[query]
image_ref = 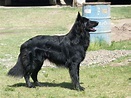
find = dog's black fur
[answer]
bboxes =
[8,12,98,91]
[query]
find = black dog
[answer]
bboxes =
[8,12,98,91]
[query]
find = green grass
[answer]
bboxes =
[0,64,130,98]
[111,7,131,19]
[0,6,130,33]
[0,8,81,34]
[88,40,131,51]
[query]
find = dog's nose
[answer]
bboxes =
[95,21,99,26]
[96,21,99,25]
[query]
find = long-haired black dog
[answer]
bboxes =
[8,12,98,91]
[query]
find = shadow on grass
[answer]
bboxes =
[8,82,74,90]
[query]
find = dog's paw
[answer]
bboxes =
[27,83,35,88]
[75,86,85,91]
[35,81,42,87]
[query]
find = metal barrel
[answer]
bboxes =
[82,2,111,44]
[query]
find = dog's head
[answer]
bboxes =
[76,12,98,32]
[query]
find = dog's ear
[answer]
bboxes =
[76,12,82,21]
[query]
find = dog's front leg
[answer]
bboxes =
[69,62,85,91]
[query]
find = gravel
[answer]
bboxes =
[42,50,131,67]
[81,50,131,66]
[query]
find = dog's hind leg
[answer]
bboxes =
[22,51,35,88]
[69,62,85,91]
[31,62,43,87]
[24,72,34,88]
[24,60,44,88]
[31,48,46,86]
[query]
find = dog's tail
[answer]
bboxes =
[8,54,25,78]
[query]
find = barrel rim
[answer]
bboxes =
[83,2,111,5]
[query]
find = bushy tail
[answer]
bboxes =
[8,55,25,78]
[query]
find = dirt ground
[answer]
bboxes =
[111,19,131,41]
